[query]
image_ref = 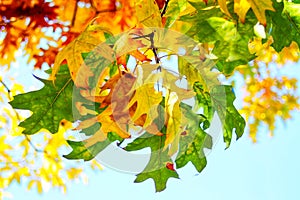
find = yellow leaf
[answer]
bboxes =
[164,95,185,156]
[90,159,104,170]
[135,0,162,27]
[247,0,275,26]
[128,84,163,127]
[66,168,83,180]
[77,106,131,148]
[37,181,43,194]
[50,23,113,83]
[278,41,300,64]
[234,0,251,23]
[161,69,195,101]
[218,0,232,17]
[27,180,35,190]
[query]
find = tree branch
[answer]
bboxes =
[160,0,170,17]
[71,0,79,27]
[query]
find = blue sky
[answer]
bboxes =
[7,109,300,200]
[2,47,300,200]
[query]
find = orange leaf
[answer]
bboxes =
[129,50,152,62]
[117,54,128,69]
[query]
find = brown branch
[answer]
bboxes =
[71,0,79,27]
[95,9,117,14]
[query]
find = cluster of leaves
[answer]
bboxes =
[176,0,300,135]
[0,0,136,67]
[0,69,102,198]
[9,25,245,192]
[0,0,142,196]
[2,0,300,194]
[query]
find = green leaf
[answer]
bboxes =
[284,1,300,27]
[210,85,245,148]
[125,132,179,192]
[164,0,188,28]
[188,0,218,10]
[175,104,212,172]
[9,65,74,135]
[180,3,255,75]
[63,140,110,161]
[178,56,217,90]
[64,132,123,161]
[268,0,300,51]
[193,82,214,121]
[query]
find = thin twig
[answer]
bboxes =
[0,79,11,93]
[160,0,170,17]
[24,135,59,161]
[158,53,178,59]
[25,135,45,153]
[71,0,79,27]
[96,9,117,15]
[0,79,12,100]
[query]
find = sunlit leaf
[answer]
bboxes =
[9,65,73,135]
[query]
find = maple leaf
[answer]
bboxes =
[33,46,59,69]
[163,0,188,28]
[247,0,275,26]
[50,24,114,82]
[135,0,163,27]
[267,1,300,51]
[64,132,123,161]
[234,0,251,23]
[218,0,232,17]
[180,5,256,75]
[76,106,131,140]
[129,64,195,151]
[209,85,245,148]
[193,83,214,122]
[128,84,163,128]
[125,132,179,192]
[164,98,185,156]
[233,0,275,26]
[178,56,218,91]
[9,65,73,135]
[175,103,212,172]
